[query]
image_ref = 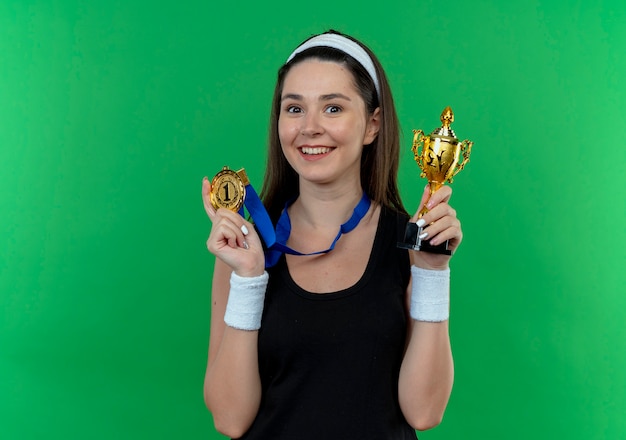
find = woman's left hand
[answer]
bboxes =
[409,184,463,270]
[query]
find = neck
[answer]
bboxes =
[291,181,365,229]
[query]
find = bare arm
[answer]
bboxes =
[398,184,461,430]
[203,259,262,438]
[398,294,454,430]
[201,177,265,438]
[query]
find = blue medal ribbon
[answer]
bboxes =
[240,182,371,268]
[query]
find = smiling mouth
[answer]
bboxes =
[300,146,333,155]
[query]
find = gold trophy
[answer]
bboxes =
[398,106,473,254]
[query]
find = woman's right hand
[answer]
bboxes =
[202,177,266,277]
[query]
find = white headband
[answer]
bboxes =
[286,33,381,99]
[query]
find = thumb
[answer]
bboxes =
[202,177,217,220]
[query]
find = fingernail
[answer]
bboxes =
[243,241,249,250]
[419,232,428,240]
[416,219,426,228]
[241,225,249,235]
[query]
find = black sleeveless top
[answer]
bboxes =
[239,207,417,440]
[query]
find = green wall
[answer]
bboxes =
[1,1,624,438]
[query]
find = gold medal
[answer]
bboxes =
[209,166,250,212]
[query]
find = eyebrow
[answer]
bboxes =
[281,93,352,102]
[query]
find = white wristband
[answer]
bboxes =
[224,271,269,331]
[410,265,450,322]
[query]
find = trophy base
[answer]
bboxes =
[397,222,452,255]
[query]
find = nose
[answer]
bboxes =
[300,112,323,137]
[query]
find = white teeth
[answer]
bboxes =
[301,146,331,155]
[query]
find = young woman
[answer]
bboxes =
[201,30,462,439]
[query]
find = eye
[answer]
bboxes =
[285,105,302,114]
[324,105,342,114]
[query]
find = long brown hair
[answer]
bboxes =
[260,30,407,223]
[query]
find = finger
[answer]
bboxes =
[216,210,251,248]
[427,216,462,247]
[424,202,457,224]
[239,224,250,249]
[207,216,266,274]
[417,195,456,227]
[434,228,462,250]
[420,204,457,241]
[202,177,218,220]
[239,219,265,250]
[427,215,461,247]
[207,224,266,276]
[208,217,244,252]
[425,185,453,211]
[214,209,263,251]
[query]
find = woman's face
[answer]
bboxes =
[278,59,379,187]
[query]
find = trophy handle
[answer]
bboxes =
[412,129,428,178]
[448,139,473,183]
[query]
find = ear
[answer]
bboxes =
[364,107,381,145]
